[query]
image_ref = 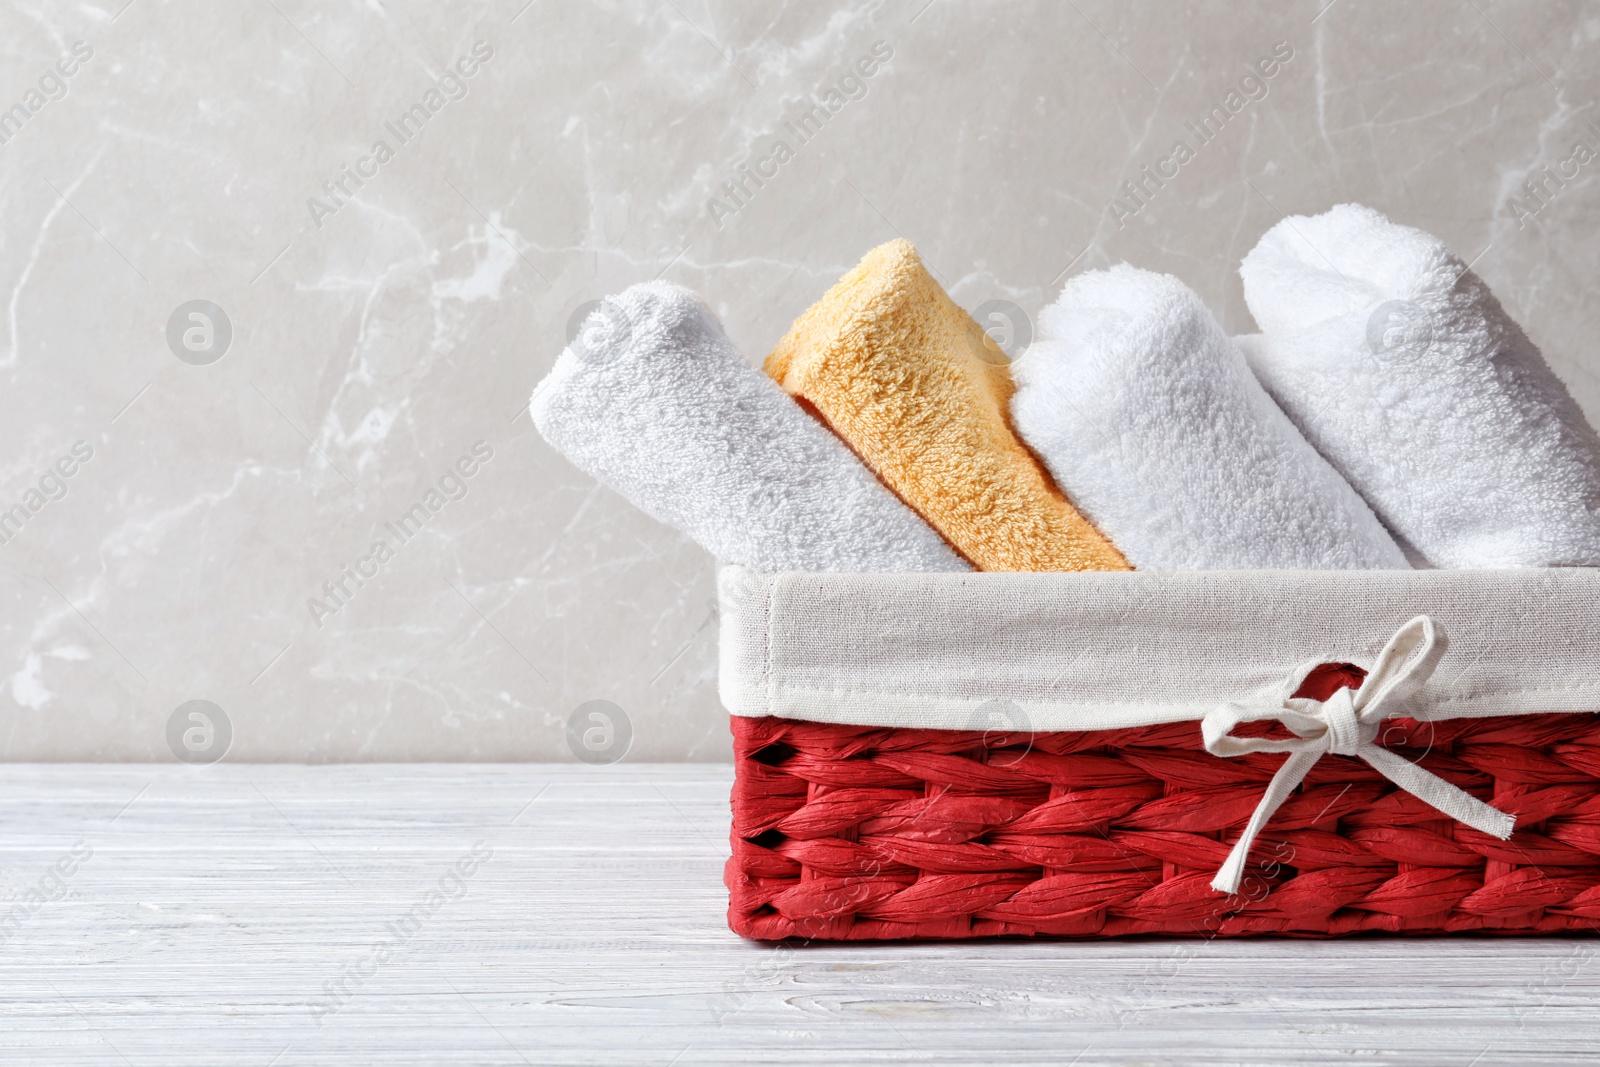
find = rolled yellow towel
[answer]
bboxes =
[765,239,1130,572]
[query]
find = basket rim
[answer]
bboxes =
[718,565,1600,733]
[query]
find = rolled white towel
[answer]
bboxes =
[1239,203,1600,568]
[530,281,967,573]
[1011,265,1407,570]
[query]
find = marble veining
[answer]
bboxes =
[0,0,1596,760]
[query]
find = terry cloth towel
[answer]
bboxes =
[1010,264,1409,570]
[764,239,1130,573]
[529,281,967,573]
[1239,202,1600,568]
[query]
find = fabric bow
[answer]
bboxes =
[1202,615,1515,895]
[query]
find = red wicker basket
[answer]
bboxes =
[718,568,1600,940]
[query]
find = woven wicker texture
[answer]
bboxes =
[726,676,1600,940]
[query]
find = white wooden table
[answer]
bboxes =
[1,765,1595,1065]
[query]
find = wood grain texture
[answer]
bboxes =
[0,764,1596,1065]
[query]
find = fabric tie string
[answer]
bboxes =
[1202,615,1516,895]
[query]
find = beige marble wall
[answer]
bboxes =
[1,0,1596,761]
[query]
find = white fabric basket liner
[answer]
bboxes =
[718,565,1600,732]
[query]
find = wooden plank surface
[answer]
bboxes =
[0,764,1596,1065]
